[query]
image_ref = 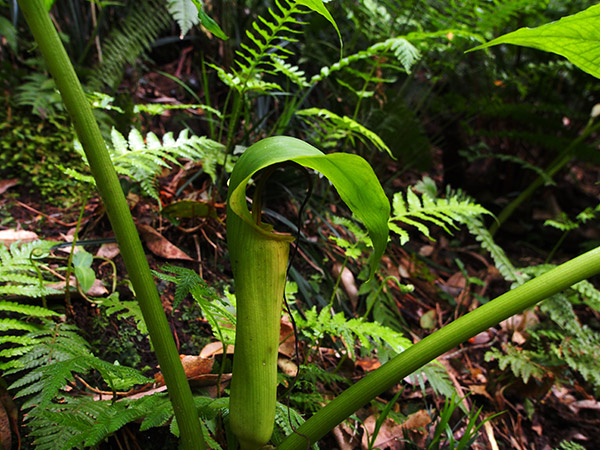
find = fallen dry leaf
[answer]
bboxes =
[279,316,297,358]
[277,357,298,377]
[154,354,214,385]
[332,263,358,309]
[568,399,600,414]
[361,409,431,450]
[0,229,39,246]
[355,357,381,372]
[137,224,194,261]
[47,278,108,297]
[96,242,120,259]
[0,178,19,195]
[333,422,360,450]
[200,341,235,358]
[469,384,493,402]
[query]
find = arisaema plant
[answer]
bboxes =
[17,0,600,449]
[226,136,390,449]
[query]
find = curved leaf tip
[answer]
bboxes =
[226,136,390,279]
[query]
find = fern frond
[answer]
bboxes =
[272,402,319,449]
[0,240,62,298]
[0,300,60,317]
[88,0,172,90]
[389,186,491,245]
[297,108,394,158]
[296,306,412,360]
[27,394,168,450]
[463,216,526,284]
[96,292,148,335]
[311,36,421,84]
[133,102,223,118]
[269,56,310,87]
[154,264,236,344]
[221,0,309,93]
[14,73,63,118]
[168,0,199,37]
[572,279,600,312]
[70,127,225,199]
[485,344,547,384]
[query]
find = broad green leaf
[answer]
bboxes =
[161,200,217,219]
[227,136,389,279]
[468,4,600,79]
[190,0,229,40]
[294,0,342,51]
[72,249,96,293]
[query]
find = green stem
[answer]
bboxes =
[491,119,600,235]
[277,245,600,450]
[17,2,205,449]
[227,211,293,450]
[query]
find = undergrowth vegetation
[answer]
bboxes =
[1,0,600,449]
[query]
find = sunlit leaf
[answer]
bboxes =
[190,0,229,40]
[294,0,342,51]
[468,4,600,79]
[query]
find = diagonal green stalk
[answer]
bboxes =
[490,118,600,235]
[277,245,600,450]
[17,1,205,449]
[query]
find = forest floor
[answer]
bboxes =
[2,62,600,450]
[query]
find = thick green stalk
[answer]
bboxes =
[490,119,600,235]
[17,2,205,448]
[277,245,600,450]
[227,211,293,450]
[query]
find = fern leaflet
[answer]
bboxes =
[297,108,394,158]
[389,185,491,245]
[63,128,225,202]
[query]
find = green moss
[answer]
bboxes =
[0,102,85,203]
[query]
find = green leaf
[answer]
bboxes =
[468,4,600,79]
[161,200,217,219]
[72,249,96,293]
[294,0,342,51]
[190,0,229,40]
[228,136,389,279]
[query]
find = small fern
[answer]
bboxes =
[0,239,61,298]
[296,306,412,360]
[311,36,421,84]
[296,108,394,158]
[154,264,237,345]
[389,181,491,245]
[485,344,547,384]
[14,72,63,118]
[486,264,600,392]
[295,306,456,401]
[462,215,526,284]
[1,314,180,450]
[62,127,225,202]
[94,292,148,335]
[212,0,309,94]
[411,179,524,284]
[88,0,172,90]
[272,402,319,449]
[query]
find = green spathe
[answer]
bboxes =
[226,136,389,449]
